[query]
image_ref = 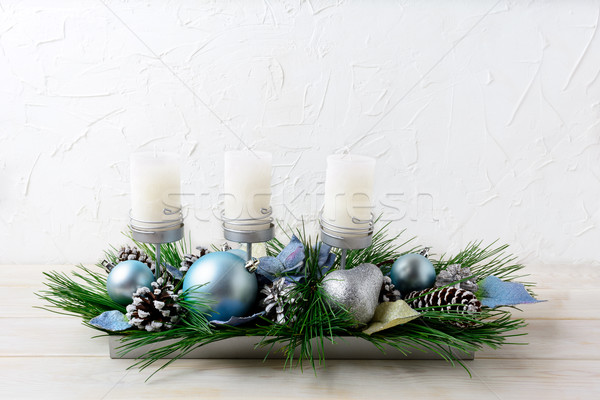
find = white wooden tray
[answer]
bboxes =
[109,336,474,360]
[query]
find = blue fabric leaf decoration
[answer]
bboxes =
[256,237,336,283]
[317,242,336,275]
[165,263,183,281]
[89,310,132,332]
[256,256,285,282]
[479,275,544,308]
[257,235,305,283]
[277,235,305,269]
[211,311,266,326]
[317,242,332,265]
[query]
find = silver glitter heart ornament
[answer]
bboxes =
[322,263,384,325]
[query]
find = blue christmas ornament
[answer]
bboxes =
[106,260,155,305]
[182,251,257,322]
[227,248,247,260]
[390,253,436,296]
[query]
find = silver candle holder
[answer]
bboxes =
[130,204,184,280]
[319,211,374,269]
[221,207,274,260]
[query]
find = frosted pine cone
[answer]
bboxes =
[435,264,478,292]
[125,278,181,332]
[379,276,402,302]
[180,247,210,272]
[180,254,198,272]
[220,243,231,251]
[118,245,155,273]
[260,278,297,324]
[406,287,481,328]
[196,246,210,257]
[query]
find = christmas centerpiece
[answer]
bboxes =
[37,151,542,379]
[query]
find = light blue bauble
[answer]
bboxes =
[227,248,247,261]
[390,253,436,296]
[182,251,257,321]
[106,260,155,305]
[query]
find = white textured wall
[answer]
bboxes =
[1,0,599,265]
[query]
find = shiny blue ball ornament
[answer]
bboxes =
[182,251,257,321]
[390,253,436,295]
[106,260,155,305]
[227,248,247,260]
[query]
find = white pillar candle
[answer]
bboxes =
[224,151,272,231]
[130,152,181,229]
[322,154,376,232]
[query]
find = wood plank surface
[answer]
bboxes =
[1,264,599,399]
[0,358,598,399]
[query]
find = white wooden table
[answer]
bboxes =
[1,264,599,399]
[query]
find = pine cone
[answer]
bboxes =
[196,246,210,257]
[179,247,210,272]
[180,254,198,272]
[125,278,181,332]
[118,245,155,273]
[406,287,481,328]
[435,264,478,292]
[221,242,231,251]
[259,278,297,324]
[379,276,402,302]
